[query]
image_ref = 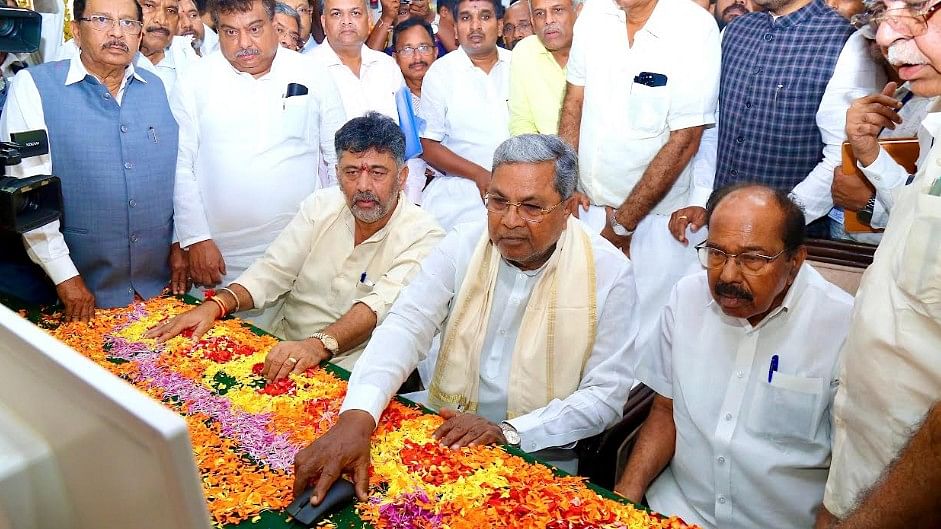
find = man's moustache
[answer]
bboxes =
[887,43,929,67]
[146,25,171,36]
[103,39,129,51]
[235,48,261,58]
[352,191,380,204]
[715,282,753,301]
[408,60,429,69]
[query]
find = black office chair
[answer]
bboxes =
[575,384,656,490]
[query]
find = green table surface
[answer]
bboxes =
[2,294,640,529]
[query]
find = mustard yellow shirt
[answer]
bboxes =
[508,35,567,136]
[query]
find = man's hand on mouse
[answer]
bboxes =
[293,409,375,504]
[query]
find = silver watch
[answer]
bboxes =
[500,421,521,447]
[310,332,339,359]
[609,210,634,237]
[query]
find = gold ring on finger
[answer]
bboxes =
[286,357,298,364]
[678,215,688,221]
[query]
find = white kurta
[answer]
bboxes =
[170,47,346,288]
[418,47,512,232]
[823,106,941,519]
[641,266,854,529]
[342,220,638,459]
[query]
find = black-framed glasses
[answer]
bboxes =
[866,0,941,37]
[483,194,565,223]
[396,44,435,57]
[78,15,144,34]
[695,242,786,274]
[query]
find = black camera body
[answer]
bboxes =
[0,130,61,234]
[0,7,62,235]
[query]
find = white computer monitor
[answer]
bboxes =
[0,303,211,529]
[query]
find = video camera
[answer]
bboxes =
[0,5,61,234]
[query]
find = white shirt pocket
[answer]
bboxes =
[895,192,941,318]
[281,95,311,141]
[628,83,670,137]
[747,373,826,444]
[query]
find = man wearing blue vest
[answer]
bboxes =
[667,0,883,240]
[0,0,182,321]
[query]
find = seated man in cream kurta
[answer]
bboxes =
[147,113,444,372]
[290,134,638,505]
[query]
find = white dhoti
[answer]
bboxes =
[581,206,706,362]
[421,176,487,233]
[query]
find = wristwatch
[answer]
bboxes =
[310,332,339,359]
[500,421,521,447]
[856,194,877,224]
[609,210,634,237]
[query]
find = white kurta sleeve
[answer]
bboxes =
[169,73,213,248]
[790,31,885,223]
[315,74,345,186]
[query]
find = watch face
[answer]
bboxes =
[502,427,520,445]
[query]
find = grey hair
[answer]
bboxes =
[274,1,302,29]
[334,111,406,166]
[492,134,578,199]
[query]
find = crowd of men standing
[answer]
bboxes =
[0,0,938,526]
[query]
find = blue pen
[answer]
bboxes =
[768,355,779,383]
[359,272,375,287]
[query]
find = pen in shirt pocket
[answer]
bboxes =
[148,126,158,143]
[768,354,779,383]
[359,272,375,287]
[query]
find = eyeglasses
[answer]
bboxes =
[78,15,144,35]
[483,194,565,223]
[396,44,435,56]
[695,242,786,274]
[867,0,941,37]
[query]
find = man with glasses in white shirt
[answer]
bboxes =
[419,0,510,231]
[615,184,854,529]
[291,134,638,504]
[171,0,346,330]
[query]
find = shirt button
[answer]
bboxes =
[130,234,139,243]
[744,102,752,109]
[736,370,744,378]
[717,456,726,464]
[124,162,133,169]
[499,329,506,335]
[128,287,134,294]
[730,169,738,177]
[120,125,128,133]
[935,157,941,167]
[764,33,773,41]
[128,199,137,208]
[752,66,762,74]
[103,93,111,99]
[718,495,727,504]
[725,413,733,421]
[735,136,745,144]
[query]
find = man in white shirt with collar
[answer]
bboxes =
[0,0,183,318]
[283,0,319,52]
[419,0,510,231]
[558,0,719,360]
[310,0,403,121]
[615,184,854,529]
[171,0,346,330]
[292,134,638,503]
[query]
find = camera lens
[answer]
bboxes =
[0,18,18,38]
